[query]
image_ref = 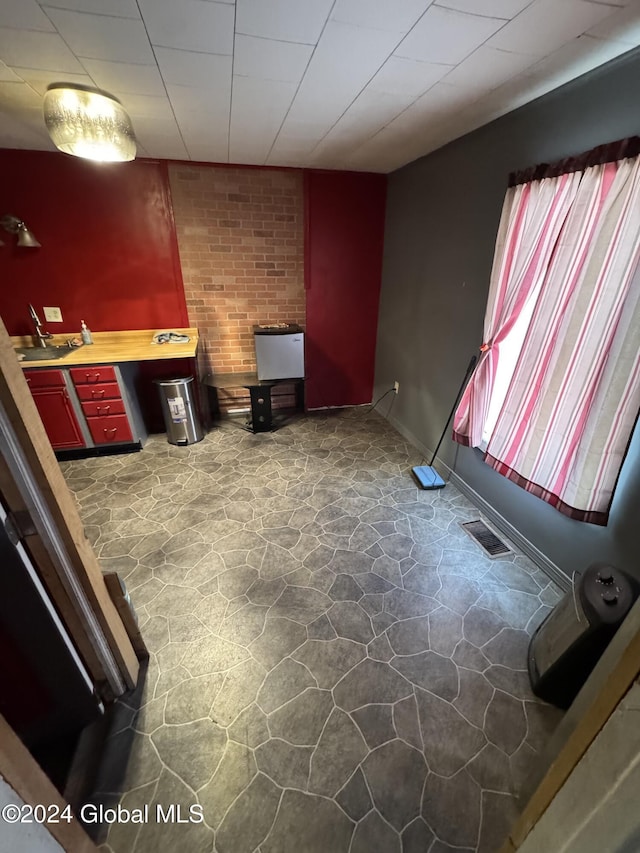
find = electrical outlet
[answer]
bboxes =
[43,306,63,322]
[393,381,400,394]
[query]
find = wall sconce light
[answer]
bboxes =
[0,215,41,248]
[43,84,137,163]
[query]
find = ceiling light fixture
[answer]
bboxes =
[0,215,41,248]
[43,84,137,163]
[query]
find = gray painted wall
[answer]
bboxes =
[375,47,640,581]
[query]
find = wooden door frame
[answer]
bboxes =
[0,318,138,697]
[500,596,640,851]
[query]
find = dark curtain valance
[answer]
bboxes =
[508,135,640,187]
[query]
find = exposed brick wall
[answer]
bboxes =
[167,164,305,382]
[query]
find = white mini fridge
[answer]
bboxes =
[254,325,305,380]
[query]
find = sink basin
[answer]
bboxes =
[16,345,77,362]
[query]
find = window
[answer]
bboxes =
[454,141,640,525]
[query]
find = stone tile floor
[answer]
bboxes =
[60,409,564,853]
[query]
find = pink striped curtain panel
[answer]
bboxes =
[453,172,581,447]
[454,155,640,525]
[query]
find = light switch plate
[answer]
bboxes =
[43,307,63,322]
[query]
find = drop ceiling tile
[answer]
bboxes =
[0,80,42,110]
[269,117,327,142]
[178,117,229,149]
[478,69,558,116]
[339,87,416,126]
[588,4,640,45]
[443,45,538,89]
[167,82,231,119]
[138,0,234,53]
[0,61,22,83]
[331,0,433,33]
[0,0,55,31]
[178,113,229,155]
[185,141,229,163]
[154,48,232,88]
[116,92,174,119]
[434,0,533,17]
[520,33,635,86]
[230,76,298,160]
[395,5,508,64]
[234,35,313,83]
[343,128,409,171]
[227,146,265,165]
[267,150,312,167]
[312,122,388,168]
[12,67,94,95]
[41,0,140,18]
[488,0,617,55]
[236,0,334,44]
[368,80,477,142]
[134,132,189,161]
[131,114,188,159]
[81,59,165,96]
[45,8,155,63]
[231,75,297,131]
[284,20,401,127]
[0,28,86,73]
[268,136,318,157]
[0,109,53,149]
[369,55,453,96]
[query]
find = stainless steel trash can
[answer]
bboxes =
[154,377,204,446]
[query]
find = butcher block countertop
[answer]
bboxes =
[12,328,199,369]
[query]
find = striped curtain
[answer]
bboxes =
[454,157,640,524]
[485,157,640,524]
[452,172,581,447]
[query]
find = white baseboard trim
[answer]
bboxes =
[386,412,571,592]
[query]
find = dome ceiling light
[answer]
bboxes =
[43,84,136,163]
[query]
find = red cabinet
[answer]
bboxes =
[25,369,85,450]
[25,363,138,452]
[71,366,134,446]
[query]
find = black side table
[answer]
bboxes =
[203,372,304,432]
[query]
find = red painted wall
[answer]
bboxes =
[0,150,187,337]
[304,170,387,409]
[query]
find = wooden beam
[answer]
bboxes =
[0,713,98,853]
[0,317,138,693]
[499,596,640,850]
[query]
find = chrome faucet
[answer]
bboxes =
[29,304,53,348]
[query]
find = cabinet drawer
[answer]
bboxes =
[81,399,126,418]
[24,369,66,389]
[70,366,117,385]
[86,414,133,444]
[75,382,122,402]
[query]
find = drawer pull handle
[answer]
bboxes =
[104,428,118,436]
[86,372,101,381]
[96,405,110,415]
[92,389,106,398]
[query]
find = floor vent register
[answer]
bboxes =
[459,520,511,558]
